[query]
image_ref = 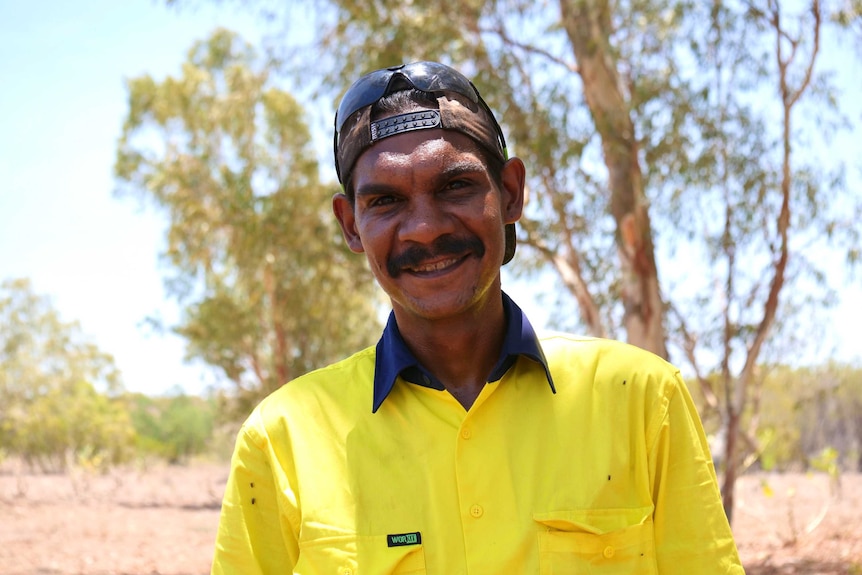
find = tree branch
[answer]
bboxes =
[483,24,579,73]
[667,302,720,412]
[522,223,606,337]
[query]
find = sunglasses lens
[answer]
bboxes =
[335,73,395,132]
[335,62,479,133]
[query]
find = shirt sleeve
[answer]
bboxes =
[212,416,300,575]
[648,371,745,574]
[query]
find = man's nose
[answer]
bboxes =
[398,198,456,244]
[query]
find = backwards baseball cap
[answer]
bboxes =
[333,61,517,265]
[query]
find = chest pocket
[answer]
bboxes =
[296,534,426,575]
[534,506,657,575]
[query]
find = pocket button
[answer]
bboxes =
[602,546,615,559]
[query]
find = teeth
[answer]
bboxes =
[410,258,459,273]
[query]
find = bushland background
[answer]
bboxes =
[2,0,862,573]
[3,462,861,574]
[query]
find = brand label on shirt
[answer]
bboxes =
[387,532,421,547]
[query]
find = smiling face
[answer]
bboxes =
[333,128,525,325]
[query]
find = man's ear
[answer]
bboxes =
[332,193,365,254]
[500,157,526,224]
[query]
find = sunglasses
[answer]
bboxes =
[333,61,508,175]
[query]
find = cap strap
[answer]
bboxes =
[370,110,442,141]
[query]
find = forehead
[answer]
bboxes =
[352,129,487,181]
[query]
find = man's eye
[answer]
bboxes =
[369,195,398,207]
[443,179,480,197]
[446,179,470,190]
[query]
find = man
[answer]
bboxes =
[212,61,744,574]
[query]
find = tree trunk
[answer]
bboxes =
[721,409,740,524]
[559,0,667,358]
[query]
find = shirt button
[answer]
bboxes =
[342,569,353,575]
[470,504,484,518]
[460,428,472,439]
[603,546,615,559]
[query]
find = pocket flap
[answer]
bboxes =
[533,505,653,534]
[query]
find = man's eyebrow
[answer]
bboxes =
[438,159,487,179]
[354,182,400,198]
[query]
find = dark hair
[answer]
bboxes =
[342,89,505,201]
[371,88,438,119]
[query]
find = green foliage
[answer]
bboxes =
[0,279,135,471]
[126,390,217,463]
[754,363,862,472]
[14,380,136,471]
[114,29,382,412]
[688,362,862,473]
[810,446,840,476]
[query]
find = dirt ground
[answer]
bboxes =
[1,462,859,574]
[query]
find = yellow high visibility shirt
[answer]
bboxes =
[213,297,743,574]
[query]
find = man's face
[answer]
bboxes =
[333,129,524,324]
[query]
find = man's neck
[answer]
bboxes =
[393,292,506,410]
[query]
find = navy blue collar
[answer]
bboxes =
[372,292,555,412]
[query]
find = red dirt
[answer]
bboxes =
[1,463,860,574]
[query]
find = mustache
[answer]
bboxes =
[387,235,485,277]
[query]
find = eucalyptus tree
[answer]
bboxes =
[665,1,853,520]
[115,29,382,410]
[0,279,133,470]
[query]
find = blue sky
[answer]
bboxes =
[0,1,859,396]
[0,0,264,394]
